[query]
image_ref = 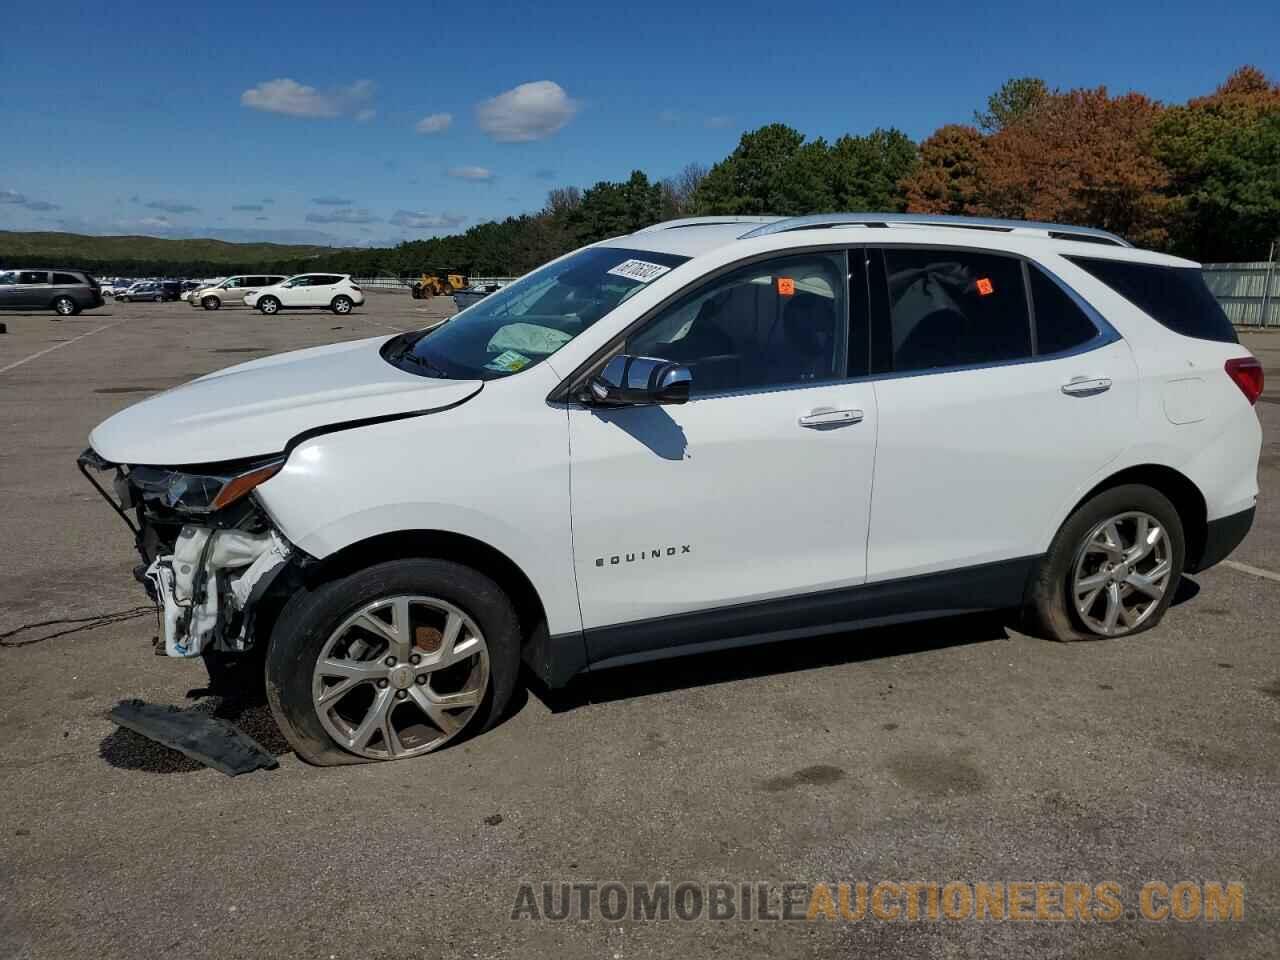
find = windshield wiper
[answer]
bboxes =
[386,337,448,378]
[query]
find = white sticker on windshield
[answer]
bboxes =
[606,259,672,284]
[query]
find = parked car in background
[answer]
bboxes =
[104,279,133,297]
[188,274,287,310]
[158,281,183,301]
[116,281,163,302]
[243,274,364,315]
[0,268,104,317]
[79,213,1261,764]
[452,283,502,312]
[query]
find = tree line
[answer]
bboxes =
[9,66,1277,278]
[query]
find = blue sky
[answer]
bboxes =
[2,0,1276,248]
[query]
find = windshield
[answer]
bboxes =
[384,246,689,381]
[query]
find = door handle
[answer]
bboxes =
[798,407,864,428]
[1061,377,1112,398]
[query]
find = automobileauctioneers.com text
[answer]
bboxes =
[511,880,1244,923]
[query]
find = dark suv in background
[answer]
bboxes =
[0,268,104,317]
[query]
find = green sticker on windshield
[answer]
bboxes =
[484,349,531,373]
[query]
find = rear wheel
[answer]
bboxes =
[331,295,353,314]
[52,296,78,317]
[259,296,280,315]
[202,296,220,310]
[265,558,520,764]
[1026,484,1184,641]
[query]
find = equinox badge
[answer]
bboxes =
[596,545,691,567]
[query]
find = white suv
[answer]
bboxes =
[244,273,364,315]
[80,214,1263,764]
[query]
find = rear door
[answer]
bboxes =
[0,271,18,308]
[865,246,1137,583]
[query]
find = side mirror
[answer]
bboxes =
[586,355,692,406]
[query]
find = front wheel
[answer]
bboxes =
[52,296,78,317]
[258,296,280,315]
[1025,484,1184,641]
[265,558,521,764]
[153,294,162,302]
[331,295,353,315]
[202,296,220,310]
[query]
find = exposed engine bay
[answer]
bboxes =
[78,448,297,658]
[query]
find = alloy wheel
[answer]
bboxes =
[311,595,490,760]
[1071,511,1172,636]
[54,298,75,316]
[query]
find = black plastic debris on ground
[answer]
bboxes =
[109,699,279,776]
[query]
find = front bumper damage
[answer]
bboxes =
[78,448,298,659]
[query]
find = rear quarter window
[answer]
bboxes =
[52,272,83,285]
[1067,256,1237,344]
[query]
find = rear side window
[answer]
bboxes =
[1067,257,1237,344]
[52,272,82,285]
[319,275,344,285]
[1029,266,1099,354]
[880,249,1031,373]
[18,271,49,284]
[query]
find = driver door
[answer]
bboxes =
[567,250,879,666]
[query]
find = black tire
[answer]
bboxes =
[202,296,220,310]
[153,294,163,302]
[52,296,79,317]
[265,558,521,765]
[1025,484,1185,642]
[331,295,353,315]
[259,296,280,315]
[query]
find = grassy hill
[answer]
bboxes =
[0,230,343,270]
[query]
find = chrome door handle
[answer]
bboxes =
[1061,377,1112,398]
[798,408,864,428]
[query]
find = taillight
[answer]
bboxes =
[1225,357,1264,405]
[350,283,362,291]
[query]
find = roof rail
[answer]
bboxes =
[738,213,1130,247]
[635,216,783,233]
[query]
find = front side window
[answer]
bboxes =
[223,277,244,289]
[627,252,848,396]
[879,249,1030,373]
[387,246,688,381]
[0,272,16,285]
[282,276,313,288]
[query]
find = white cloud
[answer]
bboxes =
[415,112,453,134]
[312,196,353,205]
[240,78,375,119]
[1,188,60,211]
[139,216,172,228]
[389,210,467,229]
[475,80,578,142]
[705,115,734,129]
[145,199,199,214]
[305,207,379,224]
[355,108,377,123]
[447,165,494,181]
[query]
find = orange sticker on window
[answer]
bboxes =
[976,277,994,296]
[777,277,796,296]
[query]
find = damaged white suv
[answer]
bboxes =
[80,214,1263,765]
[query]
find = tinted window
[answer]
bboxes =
[52,272,82,285]
[1067,256,1237,344]
[318,275,344,285]
[881,249,1030,373]
[1029,266,1099,354]
[627,252,847,396]
[18,271,49,284]
[0,272,15,285]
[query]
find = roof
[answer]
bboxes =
[604,213,1195,265]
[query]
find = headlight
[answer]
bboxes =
[127,456,286,514]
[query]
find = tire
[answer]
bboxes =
[259,296,280,315]
[153,294,162,302]
[265,558,521,765]
[331,295,353,315]
[52,296,78,317]
[202,296,220,310]
[1025,484,1184,642]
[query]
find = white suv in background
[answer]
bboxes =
[244,273,364,315]
[80,214,1262,765]
[189,274,287,310]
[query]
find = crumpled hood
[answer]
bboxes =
[90,335,482,465]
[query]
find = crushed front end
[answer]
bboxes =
[77,448,299,659]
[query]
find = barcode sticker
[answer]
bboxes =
[606,259,673,284]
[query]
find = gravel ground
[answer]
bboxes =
[0,297,1277,960]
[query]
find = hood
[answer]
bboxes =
[90,335,482,465]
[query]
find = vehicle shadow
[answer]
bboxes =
[525,611,1009,713]
[592,405,688,461]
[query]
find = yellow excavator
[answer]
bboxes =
[409,268,467,300]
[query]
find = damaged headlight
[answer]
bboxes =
[127,456,286,515]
